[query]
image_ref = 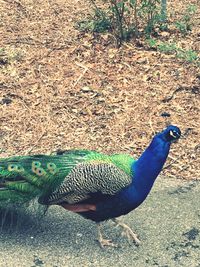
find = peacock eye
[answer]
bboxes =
[47,162,56,170]
[17,166,23,171]
[32,161,41,168]
[169,130,177,138]
[8,164,16,171]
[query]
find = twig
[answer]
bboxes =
[89,0,100,11]
[25,132,47,155]
[134,0,139,36]
[163,155,182,170]
[111,0,125,47]
[72,62,89,87]
[148,115,155,135]
[2,0,27,15]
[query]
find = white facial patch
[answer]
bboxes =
[169,130,177,138]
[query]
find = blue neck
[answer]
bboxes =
[130,135,170,202]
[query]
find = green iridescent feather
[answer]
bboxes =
[0,150,135,205]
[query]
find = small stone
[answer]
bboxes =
[76,233,83,237]
[81,86,92,93]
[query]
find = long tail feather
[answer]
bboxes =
[0,151,92,205]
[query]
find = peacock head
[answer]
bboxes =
[161,125,181,143]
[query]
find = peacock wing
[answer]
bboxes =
[0,150,110,202]
[40,161,133,205]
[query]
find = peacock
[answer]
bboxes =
[0,125,181,247]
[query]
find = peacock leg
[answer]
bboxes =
[97,223,118,248]
[112,218,141,245]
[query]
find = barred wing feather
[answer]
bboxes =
[40,162,132,205]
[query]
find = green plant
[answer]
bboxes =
[147,37,157,48]
[139,0,161,36]
[77,0,163,46]
[157,42,177,53]
[76,9,111,33]
[175,4,197,35]
[147,38,199,64]
[177,49,199,63]
[160,0,167,22]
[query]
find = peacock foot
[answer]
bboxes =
[98,237,118,248]
[97,223,118,248]
[112,219,141,245]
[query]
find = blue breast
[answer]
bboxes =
[79,130,174,222]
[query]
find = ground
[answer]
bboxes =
[0,0,199,180]
[0,177,200,267]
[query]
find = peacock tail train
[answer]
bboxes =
[0,150,135,206]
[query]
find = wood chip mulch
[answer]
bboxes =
[0,0,199,180]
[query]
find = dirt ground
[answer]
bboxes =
[0,0,200,180]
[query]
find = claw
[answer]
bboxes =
[96,220,140,248]
[97,223,118,248]
[98,237,118,248]
[112,219,141,245]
